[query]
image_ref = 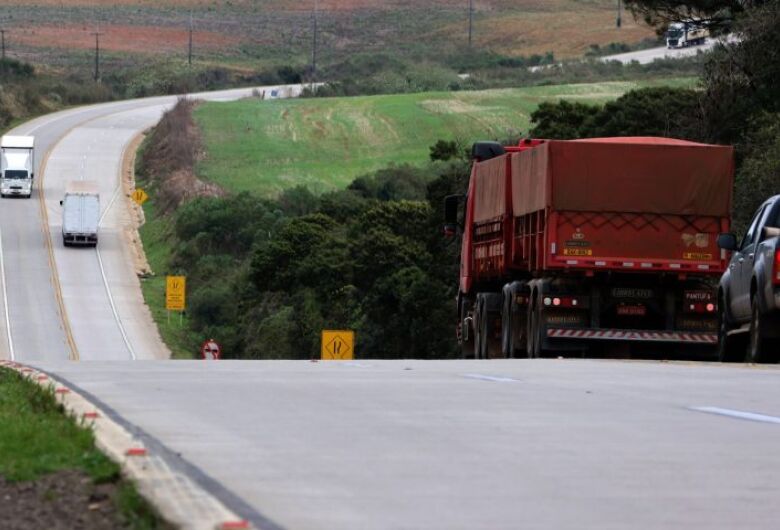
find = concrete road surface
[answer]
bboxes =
[31,358,780,530]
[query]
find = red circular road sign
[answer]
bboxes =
[201,339,221,360]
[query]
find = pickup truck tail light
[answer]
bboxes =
[774,249,780,286]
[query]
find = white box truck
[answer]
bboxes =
[0,135,35,198]
[61,181,99,247]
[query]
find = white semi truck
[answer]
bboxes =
[61,181,100,247]
[0,135,35,198]
[666,22,709,48]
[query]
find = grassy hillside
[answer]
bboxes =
[194,78,696,195]
[10,1,654,77]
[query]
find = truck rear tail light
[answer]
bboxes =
[684,291,716,314]
[547,296,583,308]
[775,249,780,286]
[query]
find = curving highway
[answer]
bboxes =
[3,86,780,529]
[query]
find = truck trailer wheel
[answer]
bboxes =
[475,293,502,359]
[748,298,779,363]
[526,296,541,358]
[502,283,528,358]
[459,296,475,359]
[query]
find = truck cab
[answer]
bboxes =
[0,135,35,198]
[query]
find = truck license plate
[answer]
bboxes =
[617,305,646,316]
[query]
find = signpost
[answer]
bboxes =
[165,275,186,325]
[201,339,221,360]
[131,188,149,206]
[321,330,355,360]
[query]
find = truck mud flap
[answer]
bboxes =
[547,328,717,345]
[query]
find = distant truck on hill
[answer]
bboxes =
[0,135,35,198]
[444,137,733,358]
[61,181,100,247]
[666,22,709,48]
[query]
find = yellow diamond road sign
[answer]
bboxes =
[166,276,186,311]
[132,188,149,206]
[321,330,354,360]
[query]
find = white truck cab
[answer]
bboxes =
[0,135,35,198]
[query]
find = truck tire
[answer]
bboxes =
[526,295,541,358]
[502,283,528,358]
[748,298,779,363]
[717,298,745,362]
[459,296,475,359]
[475,293,502,359]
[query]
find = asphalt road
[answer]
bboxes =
[4,82,779,529]
[31,358,780,530]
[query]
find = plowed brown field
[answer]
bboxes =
[14,25,239,54]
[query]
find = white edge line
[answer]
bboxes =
[93,137,137,360]
[463,373,519,383]
[95,248,136,360]
[0,228,14,361]
[691,406,780,425]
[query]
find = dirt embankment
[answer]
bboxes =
[137,98,225,214]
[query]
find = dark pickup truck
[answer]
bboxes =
[717,195,780,362]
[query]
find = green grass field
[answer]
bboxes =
[194,78,697,196]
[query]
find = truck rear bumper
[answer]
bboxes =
[547,328,717,345]
[63,233,98,245]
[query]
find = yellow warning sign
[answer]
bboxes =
[166,276,186,311]
[321,330,355,360]
[132,188,149,206]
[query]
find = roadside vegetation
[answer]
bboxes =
[0,367,166,529]
[137,77,694,359]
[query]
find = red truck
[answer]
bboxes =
[444,137,734,358]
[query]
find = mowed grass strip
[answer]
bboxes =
[194,78,696,196]
[0,368,117,482]
[0,368,166,528]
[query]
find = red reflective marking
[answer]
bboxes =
[220,522,251,530]
[125,448,148,457]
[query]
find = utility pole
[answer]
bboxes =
[91,26,103,82]
[188,11,193,66]
[0,29,6,61]
[468,0,474,47]
[616,0,622,28]
[312,0,319,79]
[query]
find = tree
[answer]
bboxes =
[591,87,705,140]
[701,2,780,144]
[529,100,601,139]
[624,1,765,32]
[530,87,705,141]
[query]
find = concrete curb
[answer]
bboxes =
[0,360,252,530]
